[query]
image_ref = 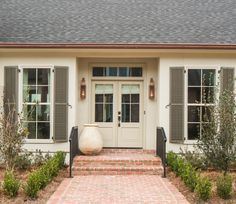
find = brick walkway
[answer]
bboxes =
[47,175,189,204]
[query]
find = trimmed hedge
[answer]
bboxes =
[167,151,212,201]
[24,151,66,199]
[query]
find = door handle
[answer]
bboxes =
[118,115,121,127]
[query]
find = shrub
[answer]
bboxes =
[197,88,236,175]
[2,171,20,197]
[174,157,185,177]
[0,103,28,171]
[167,151,177,168]
[24,151,66,199]
[181,163,198,192]
[15,150,32,170]
[195,176,212,201]
[217,175,233,199]
[180,148,208,170]
[167,152,185,177]
[33,150,51,166]
[24,172,41,199]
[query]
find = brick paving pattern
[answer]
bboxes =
[47,175,189,204]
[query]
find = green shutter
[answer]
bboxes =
[4,66,18,117]
[169,67,185,143]
[221,67,235,93]
[54,66,69,142]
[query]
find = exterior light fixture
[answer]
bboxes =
[149,78,155,100]
[80,78,86,99]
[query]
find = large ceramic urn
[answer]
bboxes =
[79,124,103,155]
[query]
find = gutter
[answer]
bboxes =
[0,43,236,50]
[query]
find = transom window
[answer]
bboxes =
[93,67,142,77]
[187,69,216,140]
[22,68,51,139]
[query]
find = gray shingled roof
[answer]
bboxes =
[0,0,236,44]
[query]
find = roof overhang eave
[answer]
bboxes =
[0,43,236,50]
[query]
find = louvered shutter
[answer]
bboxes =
[4,66,18,118]
[54,66,68,142]
[169,67,185,143]
[221,67,235,93]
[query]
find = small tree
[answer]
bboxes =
[197,87,236,175]
[0,102,28,171]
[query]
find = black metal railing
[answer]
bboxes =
[69,126,79,178]
[156,127,167,178]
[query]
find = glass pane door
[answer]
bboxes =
[95,84,113,122]
[121,85,140,123]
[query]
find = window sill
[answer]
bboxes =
[24,139,54,144]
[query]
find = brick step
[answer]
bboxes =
[74,160,161,166]
[73,160,161,167]
[72,165,163,176]
[73,153,161,166]
[71,149,163,176]
[101,149,156,154]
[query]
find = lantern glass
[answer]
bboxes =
[149,78,155,99]
[80,78,86,99]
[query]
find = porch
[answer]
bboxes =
[69,126,167,177]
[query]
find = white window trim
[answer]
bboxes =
[184,66,220,144]
[18,65,54,144]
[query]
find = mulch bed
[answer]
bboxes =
[167,167,236,204]
[0,166,68,204]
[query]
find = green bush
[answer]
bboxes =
[167,152,185,177]
[15,151,32,170]
[180,148,208,170]
[167,151,177,168]
[195,176,212,201]
[24,172,41,199]
[217,175,233,199]
[24,151,66,199]
[175,157,185,177]
[181,163,198,192]
[55,151,66,168]
[2,171,20,197]
[167,151,207,195]
[33,150,51,166]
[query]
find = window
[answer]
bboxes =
[93,67,142,77]
[187,69,216,140]
[22,68,51,139]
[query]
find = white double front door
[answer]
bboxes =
[92,81,143,147]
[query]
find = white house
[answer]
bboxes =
[0,0,236,154]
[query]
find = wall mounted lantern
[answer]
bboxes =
[80,78,86,99]
[149,78,155,100]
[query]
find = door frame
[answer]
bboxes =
[88,62,147,148]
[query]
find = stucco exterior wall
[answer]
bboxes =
[0,50,236,154]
